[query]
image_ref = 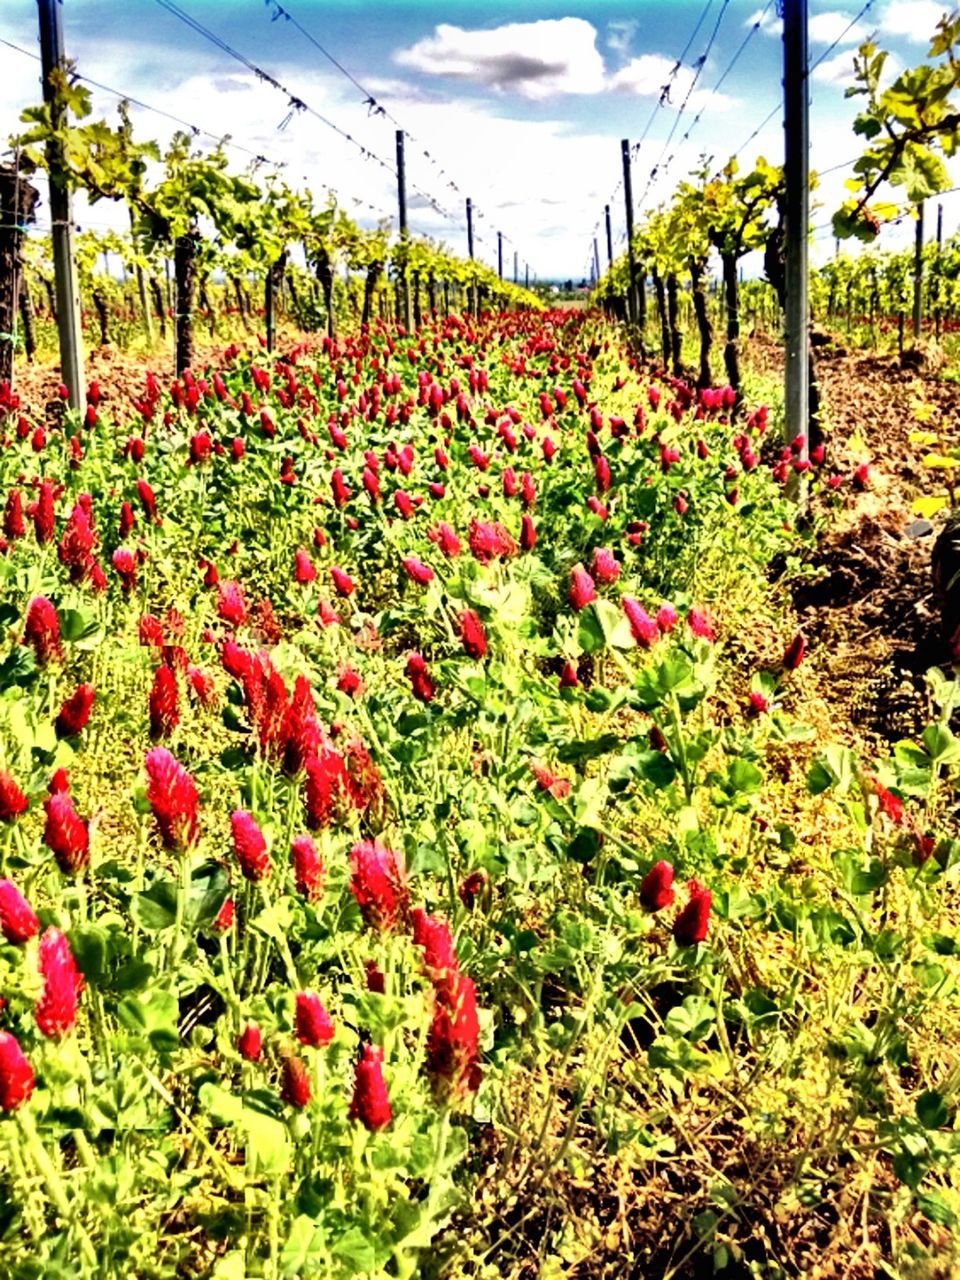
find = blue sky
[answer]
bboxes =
[1,0,954,278]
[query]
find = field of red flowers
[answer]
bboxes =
[0,309,959,1279]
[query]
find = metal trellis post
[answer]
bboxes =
[396,129,412,331]
[913,199,924,341]
[622,139,638,325]
[37,0,85,408]
[782,0,809,480]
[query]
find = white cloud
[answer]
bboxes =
[808,12,868,44]
[811,48,859,84]
[393,19,606,100]
[747,9,868,43]
[608,53,736,113]
[880,0,953,40]
[394,19,734,110]
[361,76,444,106]
[606,19,638,56]
[745,8,781,34]
[608,52,678,96]
[813,45,903,86]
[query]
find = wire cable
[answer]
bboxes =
[810,0,877,72]
[679,0,775,150]
[151,0,462,227]
[0,34,393,220]
[716,0,878,178]
[634,0,732,216]
[588,0,746,263]
[263,2,466,202]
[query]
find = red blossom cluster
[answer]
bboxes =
[35,927,84,1039]
[639,861,713,946]
[144,746,200,850]
[0,302,891,1216]
[23,596,62,664]
[43,779,90,874]
[411,909,483,1103]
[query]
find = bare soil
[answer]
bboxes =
[785,338,960,746]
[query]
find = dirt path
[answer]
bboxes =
[784,339,960,746]
[7,331,286,425]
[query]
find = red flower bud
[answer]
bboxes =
[0,770,28,823]
[280,1055,312,1108]
[639,861,675,912]
[622,596,658,647]
[783,632,805,671]
[559,661,579,688]
[330,566,355,597]
[0,879,39,943]
[568,564,596,612]
[231,810,270,882]
[459,869,487,909]
[295,991,334,1047]
[673,880,712,946]
[212,898,235,932]
[0,1032,34,1111]
[294,549,317,584]
[459,610,487,660]
[43,791,89,873]
[349,1043,392,1130]
[402,556,434,586]
[35,926,83,1038]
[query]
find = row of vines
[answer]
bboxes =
[593,17,960,396]
[0,83,540,386]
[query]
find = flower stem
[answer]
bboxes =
[217,933,242,1013]
[17,1107,97,1266]
[268,1177,281,1280]
[258,880,299,987]
[172,849,192,971]
[668,693,694,801]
